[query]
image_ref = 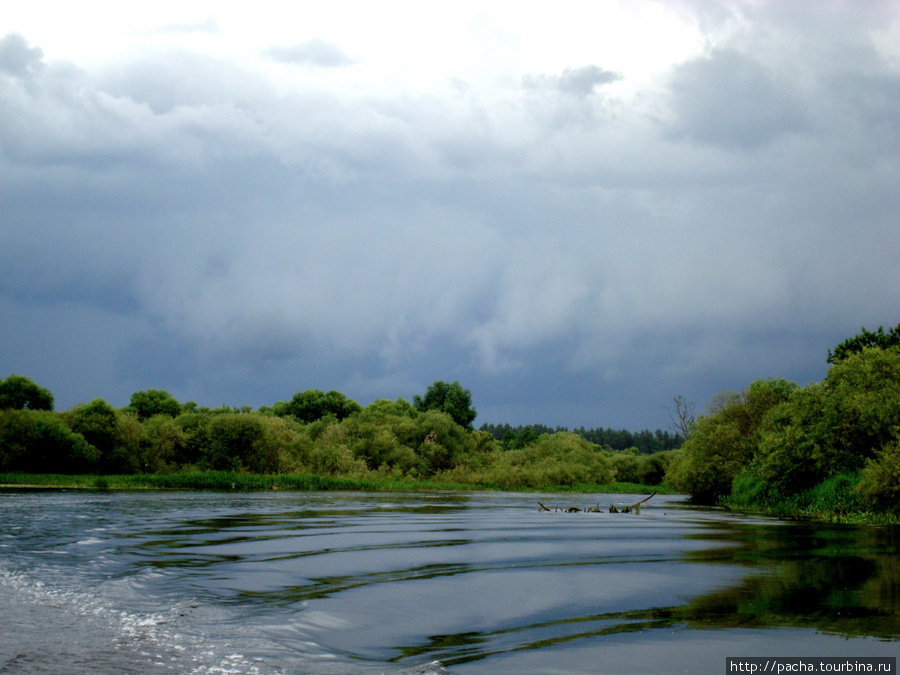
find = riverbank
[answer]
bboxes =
[0,471,674,494]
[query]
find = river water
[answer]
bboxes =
[0,490,896,674]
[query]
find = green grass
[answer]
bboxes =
[722,471,900,525]
[0,471,668,494]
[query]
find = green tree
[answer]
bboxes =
[174,412,213,466]
[0,374,54,411]
[827,322,900,363]
[0,409,98,473]
[66,399,142,474]
[206,413,278,473]
[666,378,797,504]
[274,389,362,423]
[141,415,187,473]
[413,380,477,429]
[126,389,182,420]
[752,347,900,497]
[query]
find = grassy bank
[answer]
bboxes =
[0,471,672,494]
[722,472,900,525]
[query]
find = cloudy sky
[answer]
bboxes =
[2,1,899,430]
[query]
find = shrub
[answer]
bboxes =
[174,412,213,467]
[488,432,614,487]
[857,438,900,512]
[637,451,671,486]
[0,409,98,473]
[206,413,277,473]
[609,452,641,484]
[141,415,187,473]
[65,399,140,474]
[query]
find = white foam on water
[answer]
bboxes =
[0,563,251,673]
[0,561,375,674]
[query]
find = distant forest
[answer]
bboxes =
[479,423,682,454]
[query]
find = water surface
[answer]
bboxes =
[0,490,896,673]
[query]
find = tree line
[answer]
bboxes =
[0,378,673,488]
[479,423,682,454]
[668,323,900,518]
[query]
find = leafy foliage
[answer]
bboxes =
[126,389,182,420]
[414,381,477,429]
[0,376,677,490]
[272,389,362,423]
[857,439,900,512]
[667,379,796,503]
[669,333,900,517]
[482,432,615,487]
[827,323,900,363]
[0,409,98,473]
[0,374,54,411]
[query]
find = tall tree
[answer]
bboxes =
[414,380,477,429]
[0,374,54,411]
[126,389,182,420]
[276,389,361,423]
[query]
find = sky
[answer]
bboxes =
[2,1,899,431]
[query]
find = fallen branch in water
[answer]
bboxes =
[610,492,656,514]
[538,494,655,514]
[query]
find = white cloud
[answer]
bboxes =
[266,40,354,68]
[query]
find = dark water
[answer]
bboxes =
[0,491,896,674]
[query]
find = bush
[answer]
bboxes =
[487,432,614,487]
[0,409,98,473]
[857,438,900,512]
[637,451,671,486]
[206,413,277,473]
[65,399,140,474]
[174,412,213,467]
[141,415,187,473]
[609,452,641,484]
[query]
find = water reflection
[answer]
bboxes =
[393,517,900,667]
[678,521,900,639]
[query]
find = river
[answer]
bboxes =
[0,490,896,674]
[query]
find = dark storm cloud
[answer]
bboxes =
[266,40,355,68]
[1,1,899,429]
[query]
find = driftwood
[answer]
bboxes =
[610,492,656,514]
[539,493,655,514]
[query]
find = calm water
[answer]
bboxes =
[0,490,897,674]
